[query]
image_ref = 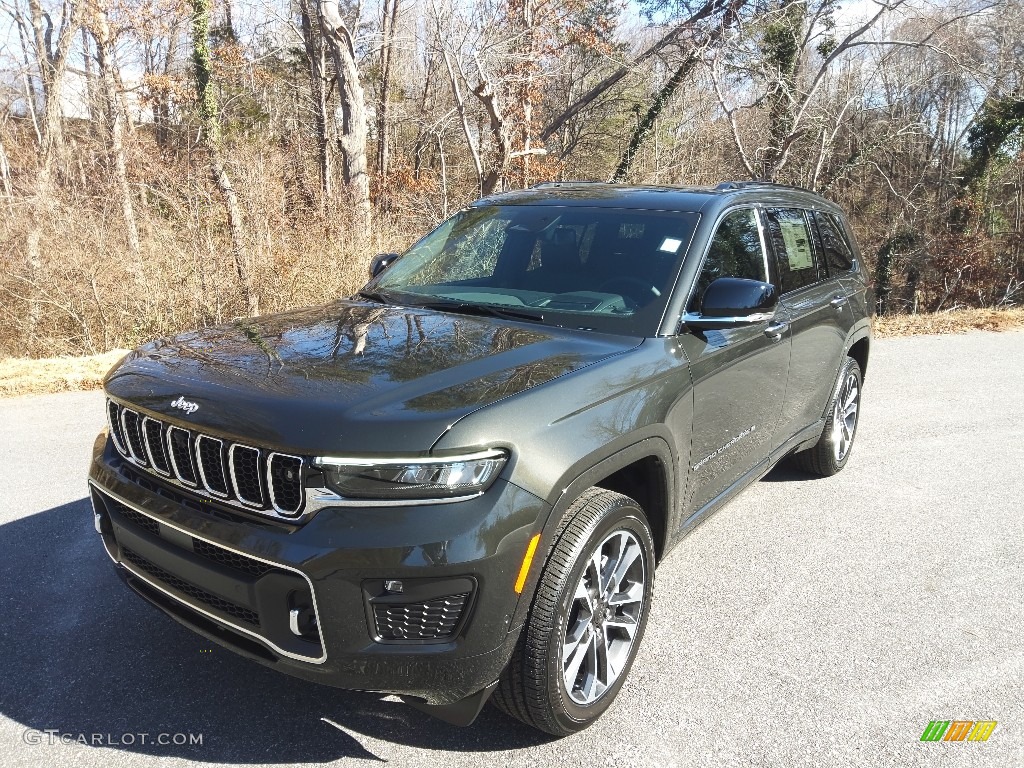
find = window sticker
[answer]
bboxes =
[779,220,812,270]
[658,237,683,254]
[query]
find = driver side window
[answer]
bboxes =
[688,209,767,312]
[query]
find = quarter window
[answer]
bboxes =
[764,208,820,293]
[688,209,767,312]
[814,211,855,273]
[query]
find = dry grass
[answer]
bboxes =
[874,307,1024,338]
[0,350,130,397]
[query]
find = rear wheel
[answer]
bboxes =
[793,356,863,476]
[492,487,655,736]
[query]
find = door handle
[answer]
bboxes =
[830,295,847,310]
[764,321,789,341]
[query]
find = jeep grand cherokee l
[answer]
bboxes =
[88,182,872,736]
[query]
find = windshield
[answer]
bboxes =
[369,205,700,336]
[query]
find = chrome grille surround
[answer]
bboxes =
[166,426,199,487]
[196,435,230,498]
[142,416,172,476]
[268,452,305,516]
[119,408,148,466]
[106,399,308,521]
[228,443,265,508]
[107,399,127,455]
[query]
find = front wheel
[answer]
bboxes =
[792,356,863,476]
[491,488,655,736]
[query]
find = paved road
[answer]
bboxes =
[1,331,1022,768]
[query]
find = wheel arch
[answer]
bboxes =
[509,437,675,631]
[848,336,869,380]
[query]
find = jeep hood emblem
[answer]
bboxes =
[170,396,199,415]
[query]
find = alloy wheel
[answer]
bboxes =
[832,370,860,462]
[561,529,646,706]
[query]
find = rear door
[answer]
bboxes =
[678,207,791,519]
[763,207,854,448]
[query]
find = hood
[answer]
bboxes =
[104,300,640,454]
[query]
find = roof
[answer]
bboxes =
[473,181,841,214]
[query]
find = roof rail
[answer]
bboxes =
[715,181,813,193]
[530,180,606,189]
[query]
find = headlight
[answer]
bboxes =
[313,449,507,502]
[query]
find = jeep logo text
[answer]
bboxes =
[170,396,199,415]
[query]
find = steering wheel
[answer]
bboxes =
[597,276,654,305]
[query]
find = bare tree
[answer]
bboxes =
[87,1,140,256]
[318,0,372,237]
[191,0,257,315]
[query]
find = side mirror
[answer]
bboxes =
[685,277,778,329]
[370,252,401,279]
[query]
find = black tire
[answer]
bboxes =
[491,487,655,736]
[792,356,863,477]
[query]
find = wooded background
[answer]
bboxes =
[1,0,1022,356]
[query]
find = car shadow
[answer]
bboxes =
[0,499,552,762]
[759,462,818,483]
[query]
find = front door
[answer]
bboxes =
[678,207,791,522]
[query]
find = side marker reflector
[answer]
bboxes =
[514,534,541,594]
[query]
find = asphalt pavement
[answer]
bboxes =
[1,330,1022,767]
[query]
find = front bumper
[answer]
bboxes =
[88,434,547,705]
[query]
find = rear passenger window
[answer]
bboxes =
[764,208,820,293]
[814,211,855,273]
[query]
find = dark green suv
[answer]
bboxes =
[89,182,872,736]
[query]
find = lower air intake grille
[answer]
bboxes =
[192,540,274,578]
[373,593,469,641]
[114,503,160,537]
[122,546,260,627]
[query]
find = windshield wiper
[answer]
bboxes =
[413,300,545,324]
[357,289,399,305]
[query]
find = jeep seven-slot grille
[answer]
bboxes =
[196,435,229,496]
[107,400,304,518]
[372,593,470,641]
[121,546,261,627]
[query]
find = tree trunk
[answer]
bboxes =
[81,28,102,126]
[24,0,79,341]
[91,8,140,257]
[318,0,372,239]
[0,138,11,197]
[760,0,804,180]
[473,75,511,196]
[441,49,484,196]
[299,0,333,202]
[376,0,400,191]
[612,55,697,182]
[191,0,258,316]
[296,0,331,202]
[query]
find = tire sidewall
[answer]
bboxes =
[543,504,655,732]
